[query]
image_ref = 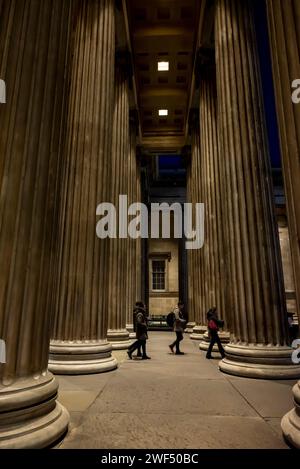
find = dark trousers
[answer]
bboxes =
[170,331,183,353]
[206,331,225,358]
[128,339,146,357]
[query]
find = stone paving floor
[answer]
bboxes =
[56,332,296,449]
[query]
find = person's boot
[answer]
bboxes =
[169,345,174,354]
[127,350,132,360]
[175,351,184,355]
[142,355,151,360]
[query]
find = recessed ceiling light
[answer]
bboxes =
[158,109,168,116]
[158,61,169,71]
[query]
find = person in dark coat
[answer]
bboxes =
[169,301,186,355]
[206,307,226,359]
[127,302,151,360]
[133,303,142,357]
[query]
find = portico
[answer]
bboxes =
[0,0,300,449]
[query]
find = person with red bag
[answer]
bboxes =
[206,307,226,359]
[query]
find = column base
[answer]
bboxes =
[199,331,230,352]
[190,325,207,340]
[49,340,118,375]
[0,372,69,449]
[219,343,300,379]
[281,381,300,449]
[107,329,133,350]
[126,324,136,339]
[185,322,196,333]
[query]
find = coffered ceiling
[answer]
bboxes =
[126,0,201,149]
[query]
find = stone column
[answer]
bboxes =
[186,158,197,334]
[188,119,207,340]
[278,215,298,319]
[126,116,140,338]
[266,0,300,323]
[107,61,132,349]
[196,67,230,353]
[49,0,117,374]
[266,0,300,447]
[135,154,143,303]
[215,0,300,379]
[0,0,69,447]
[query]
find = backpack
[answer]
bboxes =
[166,311,175,328]
[208,319,218,331]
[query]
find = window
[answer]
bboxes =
[152,260,166,291]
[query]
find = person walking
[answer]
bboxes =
[127,302,151,360]
[169,301,186,355]
[132,302,142,358]
[206,307,225,359]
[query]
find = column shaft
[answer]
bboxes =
[215,0,300,378]
[266,0,300,447]
[126,121,140,337]
[107,64,131,349]
[135,156,143,303]
[0,0,69,447]
[186,160,196,333]
[267,0,300,320]
[49,0,117,374]
[197,71,230,352]
[189,122,207,340]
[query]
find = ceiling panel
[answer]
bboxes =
[127,0,200,140]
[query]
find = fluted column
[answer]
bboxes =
[215,0,300,379]
[186,157,197,334]
[135,156,143,303]
[107,62,131,349]
[0,0,69,447]
[126,117,140,337]
[49,0,117,374]
[188,119,207,340]
[197,68,230,353]
[266,0,300,447]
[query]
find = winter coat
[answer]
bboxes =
[135,307,148,340]
[173,307,186,332]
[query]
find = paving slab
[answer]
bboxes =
[94,373,257,416]
[57,373,112,391]
[58,390,101,412]
[61,413,287,449]
[226,377,296,417]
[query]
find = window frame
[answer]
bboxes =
[150,258,168,292]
